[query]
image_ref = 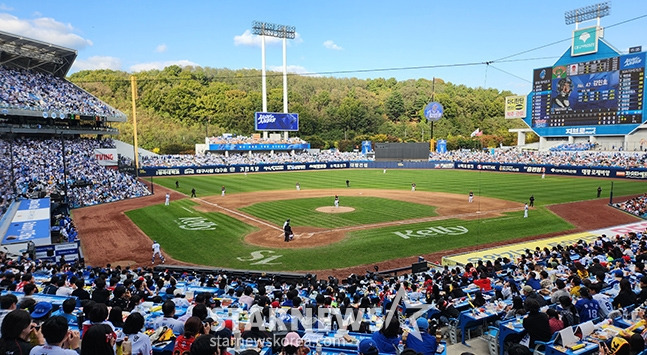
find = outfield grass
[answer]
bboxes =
[158,169,647,205]
[240,197,437,228]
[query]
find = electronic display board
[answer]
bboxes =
[531,52,644,130]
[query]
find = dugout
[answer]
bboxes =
[374,143,430,161]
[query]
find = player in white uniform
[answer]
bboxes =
[165,193,170,206]
[523,203,529,218]
[221,185,226,196]
[468,191,474,203]
[152,241,165,264]
[334,195,339,208]
[296,182,300,191]
[411,183,416,192]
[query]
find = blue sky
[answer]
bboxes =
[1,1,646,95]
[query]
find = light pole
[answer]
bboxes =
[252,21,296,140]
[59,133,69,200]
[7,133,16,196]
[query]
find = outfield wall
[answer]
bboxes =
[137,161,647,180]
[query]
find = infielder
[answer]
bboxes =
[411,182,416,192]
[468,191,474,203]
[221,185,226,197]
[296,182,300,191]
[334,195,339,208]
[165,193,170,206]
[152,240,165,264]
[523,203,529,218]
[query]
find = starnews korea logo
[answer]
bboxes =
[218,284,431,349]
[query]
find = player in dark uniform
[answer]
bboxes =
[284,219,292,242]
[529,195,535,207]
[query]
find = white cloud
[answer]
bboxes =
[323,40,342,51]
[0,4,13,11]
[155,43,167,53]
[234,29,302,47]
[71,56,122,72]
[0,13,93,49]
[268,65,312,75]
[129,59,199,72]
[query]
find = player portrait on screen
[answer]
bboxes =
[552,77,573,109]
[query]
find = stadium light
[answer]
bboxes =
[565,2,610,26]
[251,21,296,140]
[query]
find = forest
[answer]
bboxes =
[68,65,532,154]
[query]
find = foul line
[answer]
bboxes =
[181,207,195,214]
[196,198,282,231]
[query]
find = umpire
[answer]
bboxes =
[284,219,293,242]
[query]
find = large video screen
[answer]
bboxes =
[531,52,644,128]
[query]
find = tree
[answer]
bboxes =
[385,91,405,120]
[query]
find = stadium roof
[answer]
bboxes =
[0,30,77,77]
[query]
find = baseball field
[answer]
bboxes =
[103,169,647,273]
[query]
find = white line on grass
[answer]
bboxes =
[197,199,281,231]
[181,207,195,214]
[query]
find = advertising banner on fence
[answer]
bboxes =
[94,149,118,166]
[254,112,299,131]
[2,198,51,245]
[451,161,647,180]
[139,161,358,176]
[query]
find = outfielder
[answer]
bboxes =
[334,195,339,208]
[152,240,165,264]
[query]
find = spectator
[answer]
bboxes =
[80,324,115,355]
[30,315,80,354]
[522,298,551,349]
[0,309,44,354]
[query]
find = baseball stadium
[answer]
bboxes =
[1,3,647,355]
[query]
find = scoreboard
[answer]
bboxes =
[531,52,645,130]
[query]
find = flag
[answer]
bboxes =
[476,131,483,137]
[470,128,480,137]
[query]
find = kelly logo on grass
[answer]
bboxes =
[175,217,217,230]
[393,225,468,239]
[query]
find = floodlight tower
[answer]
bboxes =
[564,2,610,29]
[252,21,296,140]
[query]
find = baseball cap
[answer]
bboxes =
[31,301,53,319]
[358,339,379,355]
[283,332,301,347]
[271,301,280,308]
[416,317,429,330]
[522,285,533,293]
[614,270,624,278]
[173,288,185,297]
[223,319,233,331]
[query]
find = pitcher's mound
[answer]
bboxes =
[316,206,355,213]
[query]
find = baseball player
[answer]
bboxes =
[221,185,226,197]
[296,182,300,191]
[152,240,165,264]
[283,219,292,242]
[334,195,339,208]
[541,167,546,179]
[524,203,529,218]
[468,191,474,203]
[165,193,170,206]
[411,182,416,192]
